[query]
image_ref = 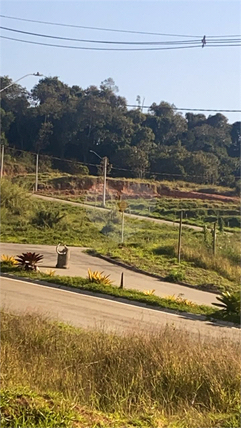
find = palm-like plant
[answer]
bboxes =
[213,291,240,319]
[15,252,43,271]
[87,268,113,285]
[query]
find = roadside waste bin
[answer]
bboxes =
[56,244,69,269]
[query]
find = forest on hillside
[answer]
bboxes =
[1,76,240,187]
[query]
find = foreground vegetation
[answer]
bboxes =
[1,310,240,427]
[1,179,240,294]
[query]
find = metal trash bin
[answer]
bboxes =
[56,244,69,269]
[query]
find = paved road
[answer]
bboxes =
[0,243,219,306]
[0,277,239,340]
[33,194,203,231]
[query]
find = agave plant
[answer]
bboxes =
[143,289,155,296]
[213,291,240,318]
[87,268,113,286]
[15,252,44,271]
[1,254,18,266]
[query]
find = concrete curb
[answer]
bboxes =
[1,272,238,329]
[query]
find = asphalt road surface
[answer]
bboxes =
[0,277,239,341]
[0,243,219,306]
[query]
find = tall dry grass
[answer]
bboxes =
[1,309,240,421]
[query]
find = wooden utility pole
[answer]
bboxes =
[177,211,183,263]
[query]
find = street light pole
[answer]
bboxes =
[0,72,43,93]
[89,150,107,207]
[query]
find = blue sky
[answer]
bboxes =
[1,0,241,123]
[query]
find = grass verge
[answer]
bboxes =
[1,310,240,427]
[1,263,239,324]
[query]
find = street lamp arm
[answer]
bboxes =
[89,150,102,160]
[0,72,43,93]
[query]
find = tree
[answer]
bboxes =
[229,122,241,157]
[34,121,53,153]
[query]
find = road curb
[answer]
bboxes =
[1,272,238,329]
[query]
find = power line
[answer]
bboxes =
[1,71,240,113]
[6,145,235,180]
[0,26,203,45]
[1,26,240,48]
[0,14,203,38]
[1,35,240,51]
[0,35,204,51]
[127,104,241,113]
[1,14,241,40]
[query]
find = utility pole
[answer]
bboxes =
[103,156,107,207]
[35,153,39,192]
[0,144,4,179]
[89,150,107,208]
[177,210,183,263]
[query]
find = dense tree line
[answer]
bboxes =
[1,75,240,186]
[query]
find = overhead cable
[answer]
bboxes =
[1,35,240,51]
[1,14,241,40]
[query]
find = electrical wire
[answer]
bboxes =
[1,34,240,51]
[0,35,205,51]
[0,14,203,38]
[0,26,204,45]
[1,26,240,48]
[5,146,230,180]
[1,14,241,40]
[1,70,240,113]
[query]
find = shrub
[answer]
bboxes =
[15,252,43,271]
[165,269,186,283]
[1,255,18,266]
[213,291,240,322]
[87,268,113,285]
[0,179,32,215]
[31,210,65,228]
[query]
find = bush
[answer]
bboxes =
[0,179,32,215]
[87,268,113,285]
[165,268,186,283]
[31,210,65,228]
[213,291,240,322]
[15,252,44,271]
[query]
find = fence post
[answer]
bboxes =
[35,153,39,192]
[121,211,125,244]
[212,221,217,256]
[120,272,124,289]
[177,210,183,263]
[0,144,5,179]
